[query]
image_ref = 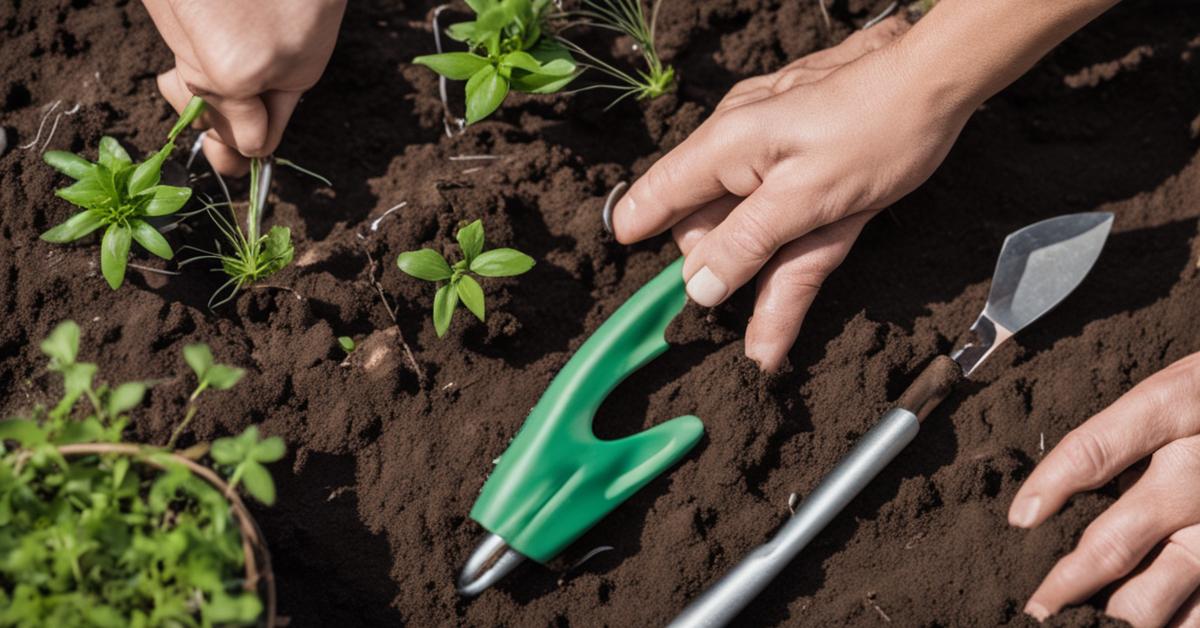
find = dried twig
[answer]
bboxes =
[361,242,426,384]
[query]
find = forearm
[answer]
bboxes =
[897,0,1121,115]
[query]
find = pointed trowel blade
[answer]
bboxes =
[954,212,1114,376]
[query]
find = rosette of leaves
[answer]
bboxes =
[397,219,535,337]
[0,320,281,627]
[414,0,579,123]
[40,97,206,289]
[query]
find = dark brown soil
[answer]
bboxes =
[2,0,1199,626]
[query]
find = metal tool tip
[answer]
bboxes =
[457,533,525,597]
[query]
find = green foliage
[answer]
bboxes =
[183,157,302,308]
[0,320,279,627]
[414,0,579,123]
[397,219,535,337]
[338,336,356,354]
[210,427,285,506]
[40,98,206,290]
[564,0,675,106]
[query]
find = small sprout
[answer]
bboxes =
[397,219,534,337]
[40,97,206,289]
[560,0,675,107]
[413,0,580,123]
[338,336,356,354]
[211,426,286,505]
[167,343,246,448]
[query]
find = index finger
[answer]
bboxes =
[611,112,764,245]
[1009,355,1200,529]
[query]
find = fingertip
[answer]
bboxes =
[1024,600,1050,622]
[1008,495,1043,529]
[203,135,250,177]
[611,194,637,244]
[745,342,786,373]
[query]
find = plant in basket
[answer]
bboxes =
[0,321,284,627]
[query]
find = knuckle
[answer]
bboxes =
[1059,430,1111,487]
[1080,523,1138,577]
[724,209,779,261]
[1166,536,1200,575]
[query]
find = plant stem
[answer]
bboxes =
[166,403,199,450]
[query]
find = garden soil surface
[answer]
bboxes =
[3,0,1200,626]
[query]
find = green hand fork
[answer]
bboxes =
[458,256,705,596]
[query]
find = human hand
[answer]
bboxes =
[1010,352,1200,626]
[142,0,346,175]
[610,17,975,371]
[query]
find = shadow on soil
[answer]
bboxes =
[259,451,405,627]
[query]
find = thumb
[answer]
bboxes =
[201,93,271,158]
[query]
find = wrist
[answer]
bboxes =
[893,0,1121,115]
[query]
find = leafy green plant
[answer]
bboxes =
[182,157,301,308]
[0,321,279,627]
[397,219,535,337]
[40,97,206,290]
[338,336,356,354]
[561,0,674,106]
[414,0,580,123]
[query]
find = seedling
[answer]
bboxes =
[338,336,356,354]
[0,321,279,627]
[183,157,328,308]
[560,0,674,106]
[167,343,246,448]
[40,97,206,289]
[397,219,534,337]
[414,0,580,123]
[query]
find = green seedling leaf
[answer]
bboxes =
[465,0,496,12]
[397,249,453,281]
[337,336,355,353]
[54,176,109,209]
[456,274,486,321]
[502,50,544,74]
[97,137,132,171]
[168,96,206,142]
[130,220,173,260]
[205,365,245,390]
[446,21,477,42]
[140,185,192,217]
[183,344,214,379]
[40,209,106,243]
[252,436,286,464]
[0,419,47,446]
[100,225,132,290]
[209,437,243,466]
[107,382,146,415]
[414,52,491,80]
[470,248,535,277]
[457,220,484,263]
[465,65,509,124]
[40,320,80,365]
[128,146,169,196]
[43,151,95,180]
[433,283,459,337]
[261,225,294,276]
[239,460,275,505]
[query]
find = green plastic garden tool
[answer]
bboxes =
[457,256,705,596]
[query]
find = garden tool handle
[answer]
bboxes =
[666,357,962,628]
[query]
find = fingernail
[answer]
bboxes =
[1008,496,1040,528]
[1024,600,1050,622]
[686,266,728,307]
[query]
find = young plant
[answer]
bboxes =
[40,97,206,289]
[397,219,534,337]
[338,336,356,354]
[561,0,674,106]
[182,157,304,308]
[414,0,580,123]
[0,321,278,627]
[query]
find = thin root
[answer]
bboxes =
[370,201,407,232]
[557,546,615,586]
[128,263,181,276]
[249,284,305,301]
[433,5,466,137]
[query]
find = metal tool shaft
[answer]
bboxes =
[667,408,920,628]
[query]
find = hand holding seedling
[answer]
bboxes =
[1009,352,1200,626]
[612,0,1120,372]
[143,0,346,175]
